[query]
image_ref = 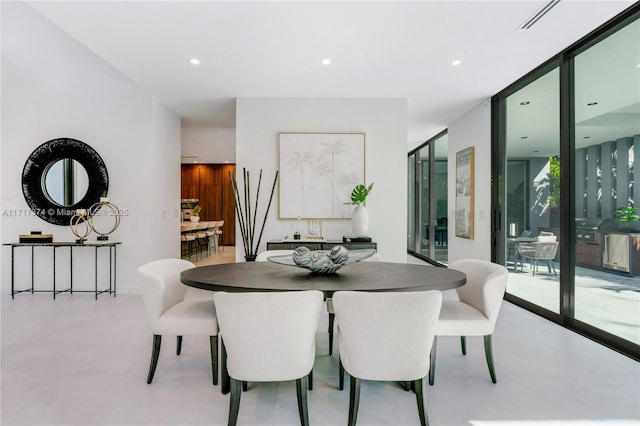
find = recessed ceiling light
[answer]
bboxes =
[193,160,198,163]
[635,63,640,69]
[224,160,229,163]
[190,58,201,65]
[321,58,331,65]
[450,59,462,67]
[587,102,598,106]
[520,101,530,105]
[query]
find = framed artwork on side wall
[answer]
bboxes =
[455,146,474,239]
[279,132,365,219]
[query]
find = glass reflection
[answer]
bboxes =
[43,159,89,206]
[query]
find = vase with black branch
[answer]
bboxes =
[229,168,279,261]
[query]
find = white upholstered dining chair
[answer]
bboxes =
[327,252,382,355]
[213,290,323,426]
[138,258,219,385]
[332,290,442,426]
[429,259,508,385]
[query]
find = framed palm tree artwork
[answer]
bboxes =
[278,132,365,219]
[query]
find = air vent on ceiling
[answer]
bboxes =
[519,0,561,30]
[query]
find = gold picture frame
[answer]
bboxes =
[455,146,474,239]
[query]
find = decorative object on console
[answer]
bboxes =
[306,219,323,239]
[229,168,279,262]
[19,232,53,243]
[70,209,91,244]
[88,197,121,241]
[267,245,375,274]
[342,236,372,243]
[344,183,374,237]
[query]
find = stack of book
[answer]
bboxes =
[19,232,53,243]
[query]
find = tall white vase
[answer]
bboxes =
[351,205,369,236]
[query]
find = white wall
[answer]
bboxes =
[1,2,180,294]
[447,102,492,262]
[181,126,235,164]
[235,97,408,262]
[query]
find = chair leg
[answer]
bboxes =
[210,336,218,385]
[308,369,313,390]
[414,378,428,426]
[328,312,335,355]
[147,334,162,384]
[221,340,230,394]
[484,335,497,383]
[428,336,437,386]
[339,357,345,390]
[348,376,361,426]
[549,260,557,276]
[296,376,310,426]
[242,381,248,391]
[460,336,466,355]
[228,378,242,426]
[176,336,182,355]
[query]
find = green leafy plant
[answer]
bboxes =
[613,205,640,227]
[548,156,560,207]
[191,205,201,216]
[344,183,374,205]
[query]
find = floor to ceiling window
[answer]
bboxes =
[504,67,561,313]
[408,131,448,264]
[572,16,639,344]
[493,5,639,359]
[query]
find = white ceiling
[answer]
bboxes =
[26,0,637,152]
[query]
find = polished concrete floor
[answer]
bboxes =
[2,258,639,425]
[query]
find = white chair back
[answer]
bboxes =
[214,290,323,381]
[138,259,194,329]
[448,259,508,331]
[332,290,442,381]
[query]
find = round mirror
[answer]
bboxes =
[22,138,109,226]
[42,159,90,207]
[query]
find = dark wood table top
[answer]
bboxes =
[180,261,466,297]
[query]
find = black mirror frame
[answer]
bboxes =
[22,138,109,226]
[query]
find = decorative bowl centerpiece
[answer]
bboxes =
[267,246,375,274]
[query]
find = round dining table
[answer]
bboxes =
[180,260,466,394]
[180,260,466,297]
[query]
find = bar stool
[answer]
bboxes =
[180,223,198,260]
[195,222,210,257]
[211,220,224,252]
[205,222,219,254]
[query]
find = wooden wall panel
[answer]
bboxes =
[181,164,236,246]
[180,165,199,199]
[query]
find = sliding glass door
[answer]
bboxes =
[408,131,448,264]
[572,17,640,344]
[503,67,561,313]
[493,5,639,359]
